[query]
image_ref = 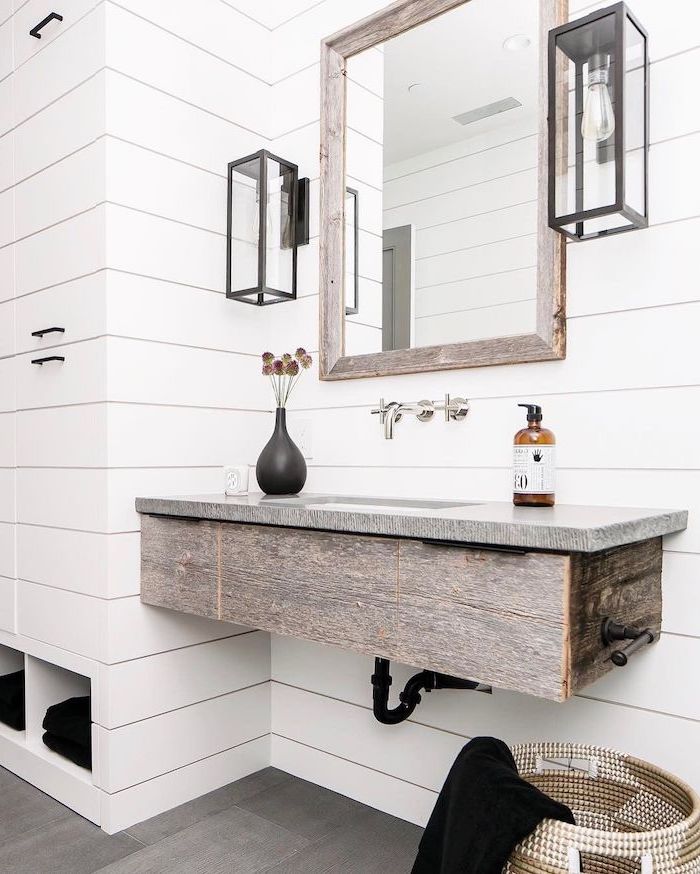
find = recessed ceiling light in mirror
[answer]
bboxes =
[503,34,531,51]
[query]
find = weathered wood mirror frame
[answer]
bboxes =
[319,0,567,380]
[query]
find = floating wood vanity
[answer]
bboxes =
[136,495,687,703]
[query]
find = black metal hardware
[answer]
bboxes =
[547,3,649,240]
[30,12,63,38]
[226,150,310,307]
[371,658,490,725]
[601,618,656,666]
[31,326,65,338]
[31,355,65,365]
[296,177,310,247]
[344,187,359,315]
[420,539,529,556]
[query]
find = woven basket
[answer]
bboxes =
[504,743,700,874]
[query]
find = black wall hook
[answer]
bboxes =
[371,658,490,725]
[601,618,656,666]
[30,12,63,39]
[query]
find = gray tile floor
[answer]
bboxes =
[0,766,423,873]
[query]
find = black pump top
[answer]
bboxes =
[518,403,543,422]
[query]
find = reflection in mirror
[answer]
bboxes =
[344,0,540,356]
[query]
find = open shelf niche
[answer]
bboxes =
[0,644,26,739]
[25,655,93,782]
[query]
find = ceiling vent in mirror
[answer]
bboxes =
[452,96,522,127]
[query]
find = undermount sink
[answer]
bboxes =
[259,495,480,513]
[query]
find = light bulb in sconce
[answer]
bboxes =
[581,53,615,143]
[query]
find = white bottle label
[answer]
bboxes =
[513,445,555,494]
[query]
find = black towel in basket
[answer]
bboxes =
[42,696,91,769]
[0,670,25,731]
[411,737,575,874]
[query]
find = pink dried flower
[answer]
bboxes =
[295,347,307,360]
[281,352,292,364]
[272,359,284,375]
[262,363,273,376]
[262,351,274,364]
[285,359,300,376]
[301,354,313,369]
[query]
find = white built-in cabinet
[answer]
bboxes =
[0,1,272,833]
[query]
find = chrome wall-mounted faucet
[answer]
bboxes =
[371,394,469,439]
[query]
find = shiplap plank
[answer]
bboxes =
[98,631,270,728]
[289,386,700,472]
[104,4,269,136]
[17,526,139,599]
[97,683,270,792]
[105,271,317,357]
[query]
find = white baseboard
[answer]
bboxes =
[100,734,271,834]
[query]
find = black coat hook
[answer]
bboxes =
[30,12,63,39]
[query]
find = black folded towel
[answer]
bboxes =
[0,670,26,731]
[42,696,91,749]
[411,737,575,874]
[42,731,92,770]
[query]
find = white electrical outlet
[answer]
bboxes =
[294,419,313,459]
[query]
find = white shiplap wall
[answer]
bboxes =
[384,122,538,346]
[262,0,700,827]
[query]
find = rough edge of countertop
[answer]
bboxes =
[134,496,688,553]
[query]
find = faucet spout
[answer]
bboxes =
[384,402,402,439]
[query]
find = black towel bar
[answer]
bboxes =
[31,355,65,365]
[31,326,65,338]
[601,618,656,666]
[30,12,63,39]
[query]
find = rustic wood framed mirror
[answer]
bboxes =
[319,0,567,380]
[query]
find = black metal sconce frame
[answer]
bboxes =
[226,149,310,307]
[547,2,649,240]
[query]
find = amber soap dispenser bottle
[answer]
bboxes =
[513,403,555,507]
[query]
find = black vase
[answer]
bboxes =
[256,407,307,496]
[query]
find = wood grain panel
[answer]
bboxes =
[568,537,663,692]
[140,514,219,619]
[398,541,567,622]
[397,542,569,699]
[219,523,399,658]
[140,516,664,702]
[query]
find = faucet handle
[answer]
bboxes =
[444,394,469,422]
[371,398,388,423]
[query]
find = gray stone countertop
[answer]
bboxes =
[135,493,688,553]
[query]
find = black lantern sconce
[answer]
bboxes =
[226,150,310,305]
[548,2,648,240]
[344,187,359,316]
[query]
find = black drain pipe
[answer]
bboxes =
[371,658,490,725]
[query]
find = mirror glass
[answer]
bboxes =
[344,0,540,356]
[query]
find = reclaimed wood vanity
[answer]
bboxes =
[136,495,687,702]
